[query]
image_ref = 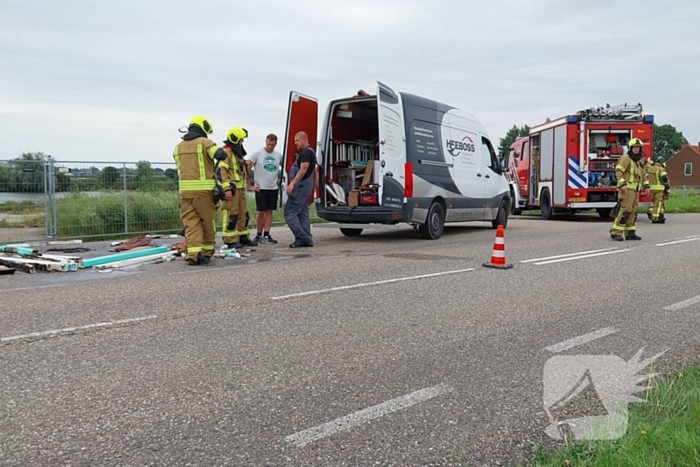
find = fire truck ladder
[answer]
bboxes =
[578,103,644,122]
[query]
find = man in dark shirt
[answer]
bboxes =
[284,131,315,248]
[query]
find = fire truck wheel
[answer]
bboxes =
[492,199,509,229]
[340,228,363,236]
[418,201,445,240]
[597,208,613,219]
[540,190,553,220]
[510,189,521,215]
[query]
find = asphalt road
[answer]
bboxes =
[2,213,699,466]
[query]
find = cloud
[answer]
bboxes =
[1,0,699,162]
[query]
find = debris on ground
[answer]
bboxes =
[112,236,153,252]
[0,265,16,275]
[0,246,79,273]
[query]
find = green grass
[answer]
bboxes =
[526,367,700,466]
[0,200,44,215]
[51,191,320,239]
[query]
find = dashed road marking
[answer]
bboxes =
[544,327,619,353]
[285,383,454,447]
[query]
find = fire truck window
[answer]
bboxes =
[523,141,529,161]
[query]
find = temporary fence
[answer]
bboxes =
[0,156,316,244]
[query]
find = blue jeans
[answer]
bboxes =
[284,176,313,244]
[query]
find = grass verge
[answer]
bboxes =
[51,191,320,239]
[527,367,700,466]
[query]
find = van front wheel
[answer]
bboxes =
[418,202,445,240]
[492,199,509,229]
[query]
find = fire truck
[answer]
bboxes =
[505,103,654,219]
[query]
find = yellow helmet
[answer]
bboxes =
[628,138,643,147]
[189,115,213,134]
[226,126,249,144]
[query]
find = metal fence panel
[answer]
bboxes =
[0,158,49,244]
[51,160,181,240]
[2,156,325,244]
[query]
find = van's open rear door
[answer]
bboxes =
[282,91,318,206]
[376,82,406,204]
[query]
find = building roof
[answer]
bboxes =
[667,144,700,162]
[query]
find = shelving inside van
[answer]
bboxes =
[322,97,382,208]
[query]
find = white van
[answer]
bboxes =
[280,81,511,239]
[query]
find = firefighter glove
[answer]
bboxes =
[212,185,226,203]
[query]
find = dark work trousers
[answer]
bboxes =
[284,161,314,244]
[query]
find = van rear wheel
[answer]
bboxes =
[340,228,362,236]
[418,202,445,240]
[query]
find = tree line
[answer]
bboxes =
[0,153,179,193]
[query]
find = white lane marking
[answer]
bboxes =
[270,269,475,300]
[520,248,615,263]
[0,315,158,344]
[534,249,629,265]
[284,383,454,447]
[544,327,619,353]
[656,236,700,247]
[664,294,700,311]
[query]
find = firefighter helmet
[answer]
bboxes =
[189,115,213,134]
[655,156,665,164]
[628,138,643,147]
[226,127,249,145]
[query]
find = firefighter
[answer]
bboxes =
[173,115,228,265]
[645,156,670,223]
[610,138,646,241]
[220,126,258,248]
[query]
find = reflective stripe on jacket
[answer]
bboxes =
[615,154,645,191]
[173,137,219,195]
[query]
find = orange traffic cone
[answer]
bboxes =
[483,224,513,269]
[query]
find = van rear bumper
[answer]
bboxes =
[317,207,406,224]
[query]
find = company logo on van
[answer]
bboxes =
[446,136,476,157]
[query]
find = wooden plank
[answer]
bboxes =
[0,259,35,274]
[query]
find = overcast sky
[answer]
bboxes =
[1,0,698,165]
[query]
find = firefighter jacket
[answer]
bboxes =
[218,145,249,190]
[615,154,646,191]
[645,162,670,191]
[173,136,220,196]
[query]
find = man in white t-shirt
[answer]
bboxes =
[247,133,283,243]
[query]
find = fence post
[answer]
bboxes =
[41,155,58,242]
[44,156,50,245]
[683,185,686,198]
[123,163,129,234]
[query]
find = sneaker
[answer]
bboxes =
[263,235,278,244]
[252,234,262,244]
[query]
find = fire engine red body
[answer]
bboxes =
[505,103,654,219]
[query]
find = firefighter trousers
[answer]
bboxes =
[610,189,639,236]
[180,194,217,260]
[649,190,665,221]
[222,187,250,244]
